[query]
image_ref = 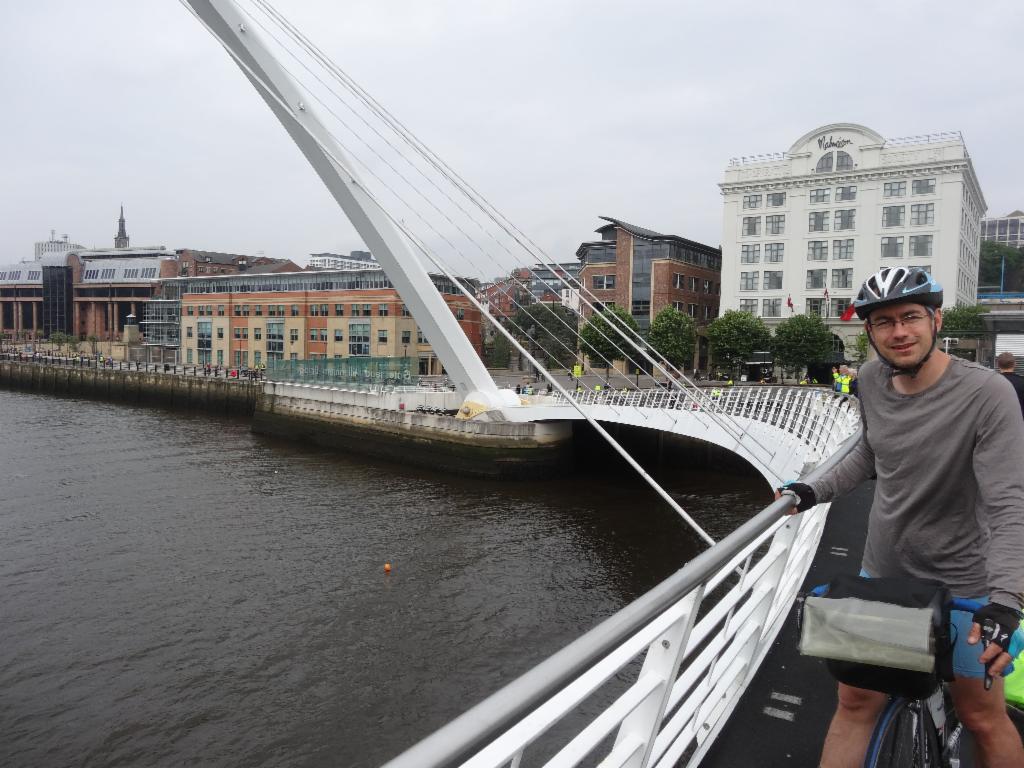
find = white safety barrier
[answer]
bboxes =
[383,396,861,768]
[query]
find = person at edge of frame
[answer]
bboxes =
[996,351,1024,420]
[777,266,1024,768]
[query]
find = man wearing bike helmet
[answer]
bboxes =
[781,267,1024,767]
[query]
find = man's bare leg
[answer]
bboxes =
[950,676,1024,768]
[819,683,887,768]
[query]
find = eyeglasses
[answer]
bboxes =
[867,312,929,332]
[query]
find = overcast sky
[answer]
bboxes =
[1,0,1021,275]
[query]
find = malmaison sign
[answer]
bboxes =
[817,135,853,150]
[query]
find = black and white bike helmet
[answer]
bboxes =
[852,267,943,321]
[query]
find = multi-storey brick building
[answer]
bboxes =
[576,217,722,329]
[175,269,482,374]
[175,249,299,277]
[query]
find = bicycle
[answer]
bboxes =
[799,577,1024,767]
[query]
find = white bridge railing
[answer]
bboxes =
[383,395,861,768]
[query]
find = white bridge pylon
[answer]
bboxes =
[504,386,861,487]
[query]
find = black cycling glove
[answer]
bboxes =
[973,603,1024,650]
[778,481,817,512]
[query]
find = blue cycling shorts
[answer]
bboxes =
[859,569,988,679]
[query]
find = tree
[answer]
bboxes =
[850,331,870,366]
[704,310,770,376]
[87,334,100,355]
[940,304,987,335]
[510,303,579,371]
[771,313,834,379]
[647,306,696,369]
[979,241,1024,293]
[580,305,639,381]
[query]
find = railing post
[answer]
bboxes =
[610,589,703,768]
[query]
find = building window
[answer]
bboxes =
[100,268,115,279]
[742,216,761,236]
[290,304,300,317]
[882,206,905,227]
[911,203,935,226]
[832,268,853,289]
[766,215,785,235]
[593,274,616,290]
[378,329,389,343]
[806,298,826,316]
[881,236,904,258]
[743,194,762,209]
[806,269,827,289]
[835,151,853,171]
[254,305,263,316]
[808,241,828,261]
[378,304,389,316]
[703,279,712,293]
[401,330,411,344]
[884,181,906,198]
[816,153,834,173]
[631,300,650,316]
[349,323,370,356]
[186,348,193,363]
[740,245,760,263]
[908,263,932,274]
[765,243,784,262]
[834,209,856,231]
[809,211,830,232]
[335,304,345,316]
[836,185,857,201]
[762,298,782,318]
[687,303,698,318]
[910,234,933,258]
[186,326,193,338]
[254,327,262,340]
[833,239,854,260]
[401,304,411,317]
[216,327,224,339]
[290,328,299,342]
[831,297,851,318]
[740,271,759,290]
[217,305,225,316]
[320,304,329,317]
[234,305,242,316]
[186,306,194,316]
[766,192,786,207]
[254,351,262,365]
[290,353,298,361]
[763,271,783,290]
[361,304,373,317]
[810,188,830,204]
[740,299,758,314]
[688,276,699,291]
[216,350,224,365]
[672,273,686,289]
[309,329,318,341]
[912,178,936,195]
[233,327,242,339]
[455,307,465,320]
[334,329,343,342]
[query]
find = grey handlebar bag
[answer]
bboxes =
[798,574,953,699]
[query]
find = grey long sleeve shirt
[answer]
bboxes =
[808,356,1024,609]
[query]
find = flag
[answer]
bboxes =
[840,303,857,321]
[786,294,794,313]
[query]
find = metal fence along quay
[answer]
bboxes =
[383,394,861,768]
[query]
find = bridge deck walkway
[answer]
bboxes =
[703,480,874,767]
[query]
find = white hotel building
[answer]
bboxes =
[719,123,985,352]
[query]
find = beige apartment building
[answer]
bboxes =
[176,270,482,375]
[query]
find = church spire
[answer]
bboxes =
[114,205,129,249]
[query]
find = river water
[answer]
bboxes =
[0,388,769,767]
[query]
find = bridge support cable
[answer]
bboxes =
[179,0,721,544]
[180,0,770,462]
[381,429,861,768]
[229,0,782,460]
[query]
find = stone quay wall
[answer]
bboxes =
[254,382,573,479]
[0,361,258,416]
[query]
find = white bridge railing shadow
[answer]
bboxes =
[384,390,861,768]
